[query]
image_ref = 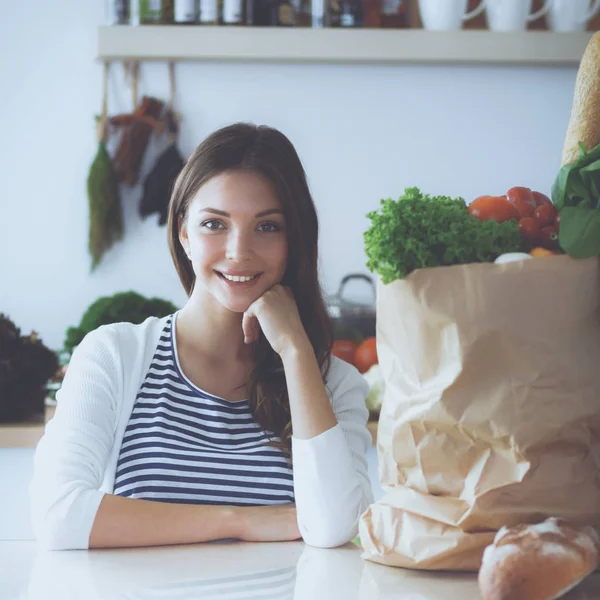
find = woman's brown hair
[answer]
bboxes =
[167,123,332,459]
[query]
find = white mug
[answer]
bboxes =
[485,0,552,31]
[418,0,487,31]
[547,0,600,31]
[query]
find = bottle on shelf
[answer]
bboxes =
[223,0,244,24]
[311,0,328,26]
[380,0,407,28]
[106,0,131,25]
[270,0,296,25]
[330,0,363,27]
[245,0,272,25]
[293,0,312,26]
[139,0,163,22]
[162,0,175,22]
[362,0,380,26]
[199,0,219,23]
[173,0,198,23]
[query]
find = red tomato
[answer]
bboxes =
[468,195,520,223]
[539,226,560,251]
[518,217,540,244]
[506,187,537,218]
[354,337,378,374]
[532,191,552,207]
[533,204,557,228]
[554,211,561,228]
[332,340,358,367]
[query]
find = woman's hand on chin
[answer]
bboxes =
[242,285,310,356]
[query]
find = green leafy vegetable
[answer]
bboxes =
[552,142,600,259]
[557,206,600,259]
[64,291,177,354]
[364,187,525,284]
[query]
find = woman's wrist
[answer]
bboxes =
[228,506,244,539]
[201,505,242,540]
[279,334,313,365]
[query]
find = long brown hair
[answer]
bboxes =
[167,123,332,458]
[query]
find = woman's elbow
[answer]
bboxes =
[29,486,102,551]
[31,511,81,551]
[300,520,358,548]
[299,502,368,548]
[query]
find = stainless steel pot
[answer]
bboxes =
[327,273,376,342]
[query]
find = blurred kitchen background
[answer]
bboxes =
[0,0,596,541]
[0,0,589,351]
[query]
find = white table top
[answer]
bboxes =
[3,539,600,600]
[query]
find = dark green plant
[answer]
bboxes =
[0,314,59,423]
[64,291,178,354]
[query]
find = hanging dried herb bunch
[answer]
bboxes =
[87,61,124,271]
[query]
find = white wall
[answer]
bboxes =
[0,0,577,351]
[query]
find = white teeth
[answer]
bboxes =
[221,273,258,283]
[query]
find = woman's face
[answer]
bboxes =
[179,170,288,314]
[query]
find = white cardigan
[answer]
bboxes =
[29,315,373,550]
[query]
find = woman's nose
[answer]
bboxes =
[225,229,252,262]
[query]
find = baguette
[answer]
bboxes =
[562,32,600,167]
[478,517,600,600]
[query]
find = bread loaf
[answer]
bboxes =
[478,517,600,600]
[562,32,600,167]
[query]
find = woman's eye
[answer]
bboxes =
[201,219,224,231]
[258,221,281,233]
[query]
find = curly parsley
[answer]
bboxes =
[364,187,525,283]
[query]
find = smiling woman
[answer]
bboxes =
[29,123,373,552]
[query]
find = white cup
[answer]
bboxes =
[485,0,552,31]
[547,0,600,31]
[418,0,487,31]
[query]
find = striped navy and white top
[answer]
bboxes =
[113,315,295,506]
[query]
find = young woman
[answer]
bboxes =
[30,123,373,550]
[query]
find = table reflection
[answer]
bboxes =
[20,539,600,600]
[22,540,364,600]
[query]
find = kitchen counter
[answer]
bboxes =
[0,539,473,600]
[3,539,600,600]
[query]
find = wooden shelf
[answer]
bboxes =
[97,26,592,66]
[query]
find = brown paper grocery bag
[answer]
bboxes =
[359,255,600,571]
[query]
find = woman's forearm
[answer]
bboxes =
[280,339,337,440]
[89,493,238,548]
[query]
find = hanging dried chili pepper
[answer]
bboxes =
[110,62,165,186]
